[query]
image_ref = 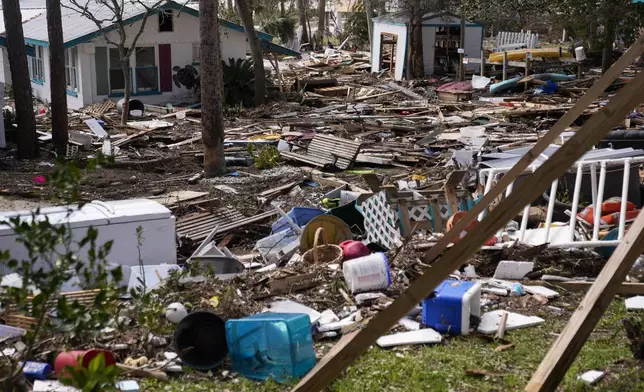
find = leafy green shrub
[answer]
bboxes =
[223,58,255,107]
[248,143,280,170]
[60,353,121,392]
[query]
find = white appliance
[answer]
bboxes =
[0,199,177,274]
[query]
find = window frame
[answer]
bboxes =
[103,46,160,96]
[27,45,45,83]
[64,47,79,93]
[158,9,173,32]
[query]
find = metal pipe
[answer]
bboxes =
[592,162,607,241]
[618,159,632,240]
[547,240,621,248]
[568,164,584,241]
[519,204,530,241]
[590,163,598,207]
[479,169,496,221]
[544,179,559,242]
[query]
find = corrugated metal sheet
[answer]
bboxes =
[480,145,644,169]
[18,0,152,44]
[176,209,278,242]
[0,8,44,35]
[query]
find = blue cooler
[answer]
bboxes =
[422,280,481,335]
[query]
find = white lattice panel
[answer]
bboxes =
[357,191,402,249]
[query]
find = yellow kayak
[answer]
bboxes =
[488,48,572,62]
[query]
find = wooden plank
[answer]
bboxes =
[549,281,644,295]
[526,210,644,391]
[444,184,459,216]
[291,44,644,392]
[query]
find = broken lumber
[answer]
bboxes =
[386,82,424,100]
[291,39,644,392]
[525,209,644,391]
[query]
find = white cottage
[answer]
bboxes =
[0,0,297,110]
[371,12,484,80]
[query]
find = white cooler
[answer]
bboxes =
[0,199,177,274]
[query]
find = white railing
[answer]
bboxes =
[479,155,644,249]
[494,30,539,52]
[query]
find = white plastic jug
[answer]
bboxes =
[343,253,391,293]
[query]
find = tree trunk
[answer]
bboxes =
[2,0,37,159]
[364,0,373,48]
[407,11,424,79]
[120,55,131,125]
[280,0,285,15]
[200,0,226,177]
[227,0,233,12]
[236,0,266,106]
[317,0,326,48]
[297,0,309,44]
[46,0,68,154]
[602,16,616,73]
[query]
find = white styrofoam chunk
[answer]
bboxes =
[578,370,605,385]
[482,287,508,296]
[264,300,321,324]
[376,329,442,348]
[524,285,559,298]
[398,317,421,331]
[477,310,545,334]
[625,296,644,310]
[318,309,340,326]
[493,261,534,280]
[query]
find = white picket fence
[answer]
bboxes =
[494,30,539,52]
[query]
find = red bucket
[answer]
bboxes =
[54,349,116,377]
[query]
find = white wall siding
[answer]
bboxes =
[371,22,407,81]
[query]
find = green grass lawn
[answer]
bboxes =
[143,296,643,392]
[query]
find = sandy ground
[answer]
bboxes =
[0,196,50,212]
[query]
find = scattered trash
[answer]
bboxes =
[376,328,442,348]
[343,253,391,293]
[165,302,188,324]
[477,310,545,334]
[225,313,316,383]
[493,261,535,280]
[422,280,481,335]
[578,370,605,385]
[625,296,644,310]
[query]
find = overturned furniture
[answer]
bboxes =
[281,134,362,170]
[479,146,644,248]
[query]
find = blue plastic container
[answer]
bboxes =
[225,312,316,383]
[272,208,324,233]
[422,280,481,335]
[20,361,51,380]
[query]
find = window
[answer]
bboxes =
[109,48,126,93]
[65,47,78,92]
[134,47,158,92]
[28,45,45,82]
[158,10,173,32]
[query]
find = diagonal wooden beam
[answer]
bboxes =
[292,53,644,392]
[526,210,644,391]
[423,34,644,264]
